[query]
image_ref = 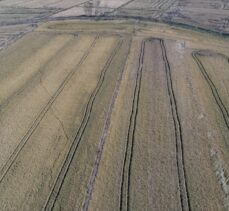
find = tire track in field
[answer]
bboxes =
[119,39,145,211]
[192,51,229,131]
[43,39,123,211]
[82,38,132,211]
[0,35,99,184]
[160,39,191,211]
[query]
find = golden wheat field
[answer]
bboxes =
[0,20,228,211]
[0,0,229,211]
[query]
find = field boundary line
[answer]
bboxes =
[43,38,123,211]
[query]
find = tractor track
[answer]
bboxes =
[160,38,191,211]
[82,38,132,211]
[192,51,229,131]
[0,35,99,184]
[119,39,145,211]
[43,39,123,211]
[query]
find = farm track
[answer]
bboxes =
[0,35,98,184]
[160,39,191,211]
[43,39,123,211]
[82,38,132,211]
[119,39,145,211]
[192,51,229,131]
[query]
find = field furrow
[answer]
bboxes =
[44,38,122,211]
[82,38,132,211]
[160,39,191,211]
[192,52,229,131]
[125,38,182,211]
[119,39,145,211]
[0,35,118,210]
[85,37,143,211]
[50,37,131,211]
[165,39,229,210]
[0,35,97,182]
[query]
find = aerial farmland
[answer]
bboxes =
[0,0,228,211]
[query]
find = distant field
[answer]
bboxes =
[0,0,228,51]
[0,20,228,211]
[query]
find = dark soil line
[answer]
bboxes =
[43,39,122,211]
[192,51,229,131]
[119,39,145,211]
[81,38,132,211]
[0,35,99,184]
[160,39,191,211]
